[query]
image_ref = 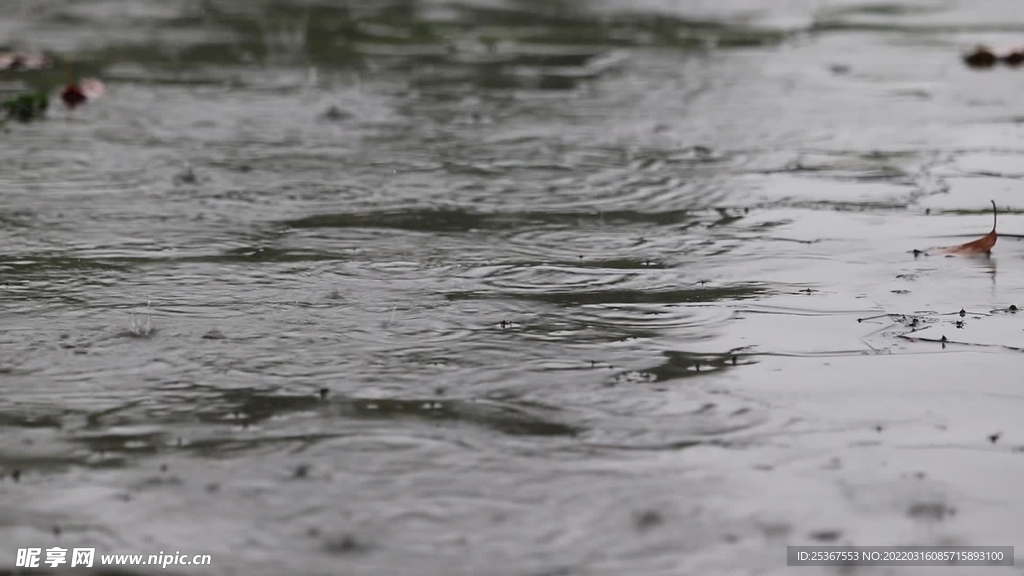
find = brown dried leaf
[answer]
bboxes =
[933,200,998,256]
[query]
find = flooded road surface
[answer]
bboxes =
[3,0,1024,574]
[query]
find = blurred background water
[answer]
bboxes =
[3,1,1024,574]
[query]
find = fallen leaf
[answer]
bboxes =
[60,61,98,110]
[932,200,998,256]
[60,83,86,109]
[61,77,104,109]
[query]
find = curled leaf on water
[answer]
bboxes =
[61,77,105,106]
[930,200,998,256]
[61,80,105,109]
[60,61,106,110]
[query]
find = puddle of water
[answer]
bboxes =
[4,0,1024,574]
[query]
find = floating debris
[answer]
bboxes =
[634,509,664,532]
[320,105,352,121]
[907,502,954,521]
[964,46,997,68]
[0,52,51,71]
[925,201,997,257]
[1,92,48,122]
[61,62,105,110]
[809,529,842,542]
[61,84,86,109]
[963,45,1024,68]
[173,164,198,186]
[323,533,369,555]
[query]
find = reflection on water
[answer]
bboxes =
[4,0,1024,574]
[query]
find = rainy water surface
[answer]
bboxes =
[3,1,1024,575]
